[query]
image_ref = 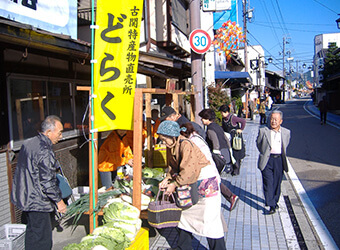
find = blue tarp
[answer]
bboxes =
[215,71,252,82]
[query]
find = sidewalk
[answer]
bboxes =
[52,102,333,250]
[149,116,322,250]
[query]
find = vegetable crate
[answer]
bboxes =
[144,144,167,167]
[0,224,26,250]
[126,227,149,250]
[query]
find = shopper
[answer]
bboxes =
[259,99,267,125]
[11,115,67,250]
[198,109,239,211]
[219,104,246,176]
[157,120,226,250]
[160,106,206,139]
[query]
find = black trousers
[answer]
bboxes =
[176,228,226,250]
[261,155,284,207]
[260,113,266,124]
[24,211,53,250]
[320,111,327,123]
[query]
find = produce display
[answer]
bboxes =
[63,200,141,250]
[62,167,165,249]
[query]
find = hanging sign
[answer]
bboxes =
[203,0,232,12]
[94,0,144,132]
[0,0,77,39]
[189,29,212,54]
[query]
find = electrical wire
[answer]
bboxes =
[312,0,338,15]
[79,97,91,149]
[258,0,282,51]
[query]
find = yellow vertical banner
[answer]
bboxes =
[94,0,144,132]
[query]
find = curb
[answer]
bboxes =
[286,160,339,250]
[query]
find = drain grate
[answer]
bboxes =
[284,195,308,250]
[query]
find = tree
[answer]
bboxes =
[320,43,340,85]
[207,83,231,124]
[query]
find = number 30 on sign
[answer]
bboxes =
[189,29,212,54]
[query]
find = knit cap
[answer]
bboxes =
[157,120,186,137]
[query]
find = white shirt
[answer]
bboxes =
[270,128,282,154]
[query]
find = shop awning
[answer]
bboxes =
[215,71,252,83]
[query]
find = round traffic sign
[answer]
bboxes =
[189,29,212,54]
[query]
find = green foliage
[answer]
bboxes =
[232,97,243,113]
[321,43,340,83]
[207,84,231,125]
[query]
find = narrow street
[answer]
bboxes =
[276,98,340,247]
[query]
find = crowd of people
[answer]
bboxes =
[10,93,292,249]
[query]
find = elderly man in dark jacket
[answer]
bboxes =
[11,115,67,250]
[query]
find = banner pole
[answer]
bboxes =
[90,0,96,230]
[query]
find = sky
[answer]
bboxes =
[238,0,340,74]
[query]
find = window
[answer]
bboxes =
[8,77,89,141]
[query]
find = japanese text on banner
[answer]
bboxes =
[94,0,144,132]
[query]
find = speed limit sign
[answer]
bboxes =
[189,29,212,54]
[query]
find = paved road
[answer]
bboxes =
[274,98,340,248]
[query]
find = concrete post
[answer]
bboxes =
[189,0,203,121]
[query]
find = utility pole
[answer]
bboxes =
[189,0,203,121]
[243,0,249,118]
[282,37,286,103]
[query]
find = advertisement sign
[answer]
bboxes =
[93,0,144,132]
[0,0,77,39]
[203,0,231,12]
[213,0,237,29]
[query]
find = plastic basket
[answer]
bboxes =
[0,224,26,250]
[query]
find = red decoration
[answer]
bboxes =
[212,20,245,61]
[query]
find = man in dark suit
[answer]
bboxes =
[256,110,291,214]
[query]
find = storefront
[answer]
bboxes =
[0,17,192,225]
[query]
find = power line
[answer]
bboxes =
[247,31,282,70]
[258,0,282,51]
[251,22,332,33]
[274,0,290,36]
[312,0,338,14]
[255,21,334,27]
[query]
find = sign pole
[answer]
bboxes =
[90,0,96,230]
[189,0,203,122]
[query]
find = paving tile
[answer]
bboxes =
[150,120,297,250]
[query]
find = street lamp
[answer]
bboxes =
[268,57,273,63]
[336,15,340,29]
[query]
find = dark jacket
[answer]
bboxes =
[206,122,231,163]
[11,134,62,212]
[222,114,246,160]
[177,115,206,139]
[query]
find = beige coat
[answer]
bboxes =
[165,135,210,186]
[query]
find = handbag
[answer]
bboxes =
[56,174,72,199]
[55,161,72,199]
[232,132,243,151]
[147,190,182,229]
[174,182,199,209]
[211,153,231,174]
